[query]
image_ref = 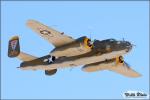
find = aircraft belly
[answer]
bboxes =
[20,49,127,70]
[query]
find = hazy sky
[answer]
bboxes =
[1,1,149,99]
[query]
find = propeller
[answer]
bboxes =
[119,56,131,69]
[124,61,131,69]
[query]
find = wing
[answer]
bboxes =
[82,60,141,78]
[109,64,141,78]
[17,52,37,61]
[26,20,75,47]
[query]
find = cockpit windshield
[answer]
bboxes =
[108,39,116,41]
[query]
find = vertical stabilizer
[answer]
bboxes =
[8,36,20,57]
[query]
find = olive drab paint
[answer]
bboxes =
[8,20,141,77]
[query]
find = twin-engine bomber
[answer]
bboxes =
[8,20,141,77]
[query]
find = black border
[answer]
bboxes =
[0,0,149,100]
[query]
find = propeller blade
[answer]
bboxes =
[124,61,131,68]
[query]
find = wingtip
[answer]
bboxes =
[135,73,142,77]
[27,19,36,22]
[26,19,38,26]
[10,36,19,40]
[26,19,33,24]
[128,72,142,78]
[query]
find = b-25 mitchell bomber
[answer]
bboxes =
[8,20,141,77]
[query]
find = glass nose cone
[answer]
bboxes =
[126,41,132,52]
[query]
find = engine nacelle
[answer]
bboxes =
[51,36,93,57]
[82,56,124,72]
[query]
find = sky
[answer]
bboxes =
[1,1,149,99]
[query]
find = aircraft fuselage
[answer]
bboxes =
[19,39,132,70]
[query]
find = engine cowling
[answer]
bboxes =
[51,36,94,57]
[116,56,124,65]
[83,37,93,49]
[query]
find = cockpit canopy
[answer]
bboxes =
[106,39,116,42]
[99,38,116,43]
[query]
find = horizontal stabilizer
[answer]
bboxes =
[8,36,37,61]
[17,52,37,61]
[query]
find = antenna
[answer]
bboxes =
[122,38,125,41]
[90,32,91,40]
[87,26,94,41]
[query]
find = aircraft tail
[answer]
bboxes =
[8,36,20,57]
[8,36,37,61]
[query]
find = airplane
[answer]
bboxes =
[8,20,141,77]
